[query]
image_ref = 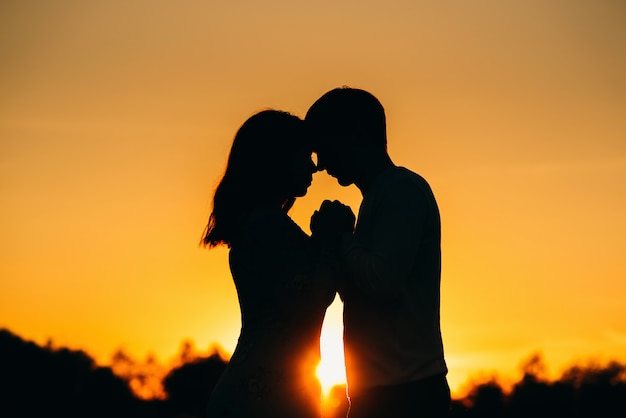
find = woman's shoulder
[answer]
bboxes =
[231,207,309,254]
[229,207,316,287]
[249,207,305,238]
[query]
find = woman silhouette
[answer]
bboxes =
[202,110,342,418]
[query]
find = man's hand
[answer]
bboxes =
[310,200,355,249]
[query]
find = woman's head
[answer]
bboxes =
[202,110,314,247]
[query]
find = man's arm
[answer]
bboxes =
[343,179,427,303]
[310,199,355,255]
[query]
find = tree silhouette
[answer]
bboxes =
[162,351,228,418]
[465,380,506,418]
[0,328,142,418]
[448,353,626,418]
[561,360,626,417]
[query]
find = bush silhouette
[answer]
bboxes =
[162,352,228,417]
[449,354,626,418]
[0,328,141,418]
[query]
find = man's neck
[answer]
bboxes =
[355,153,394,195]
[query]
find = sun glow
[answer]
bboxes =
[316,297,347,396]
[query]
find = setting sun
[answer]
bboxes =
[316,297,347,396]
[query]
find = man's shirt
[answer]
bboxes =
[342,165,447,396]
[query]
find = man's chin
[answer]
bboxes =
[327,171,352,187]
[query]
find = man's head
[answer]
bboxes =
[305,87,387,186]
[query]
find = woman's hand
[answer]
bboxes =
[311,200,354,237]
[310,200,355,251]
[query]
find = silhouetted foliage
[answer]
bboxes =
[162,351,228,418]
[560,361,626,418]
[466,380,506,418]
[110,347,168,399]
[2,329,625,418]
[449,354,626,418]
[0,328,142,418]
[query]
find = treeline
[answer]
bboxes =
[0,328,225,418]
[448,352,626,418]
[1,328,625,418]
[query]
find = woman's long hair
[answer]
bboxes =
[202,110,307,248]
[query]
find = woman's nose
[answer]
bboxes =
[310,158,319,173]
[313,154,325,172]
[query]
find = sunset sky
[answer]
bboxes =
[1,0,625,396]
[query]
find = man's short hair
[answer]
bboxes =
[305,87,387,150]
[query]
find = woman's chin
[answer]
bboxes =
[293,185,311,198]
[294,190,308,198]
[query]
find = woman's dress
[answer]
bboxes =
[205,207,337,418]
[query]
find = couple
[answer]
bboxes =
[202,87,450,418]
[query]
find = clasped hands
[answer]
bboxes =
[310,200,355,255]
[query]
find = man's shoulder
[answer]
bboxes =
[385,167,439,211]
[365,166,435,204]
[389,166,431,190]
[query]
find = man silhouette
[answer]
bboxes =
[307,87,450,418]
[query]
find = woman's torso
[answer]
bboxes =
[206,207,335,418]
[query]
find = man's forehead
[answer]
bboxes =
[310,132,331,151]
[315,132,343,145]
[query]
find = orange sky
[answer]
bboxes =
[1,0,625,396]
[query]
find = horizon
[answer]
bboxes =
[4,325,625,401]
[4,326,625,418]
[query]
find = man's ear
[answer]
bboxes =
[344,131,361,150]
[348,125,372,149]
